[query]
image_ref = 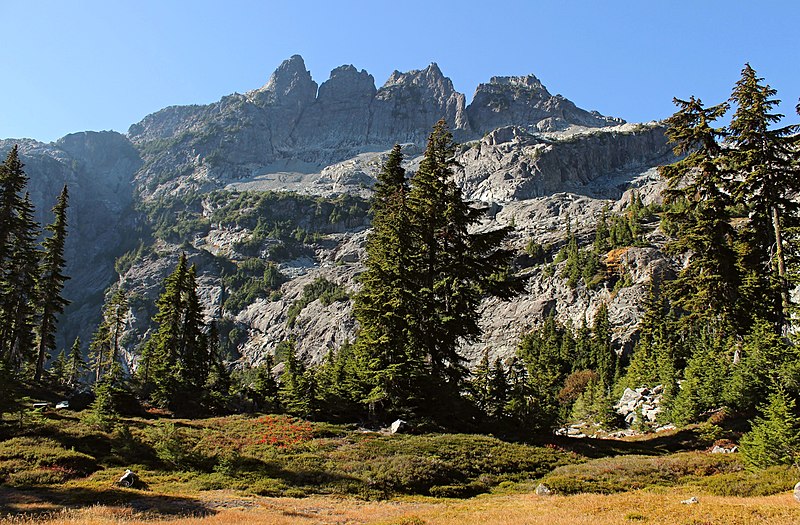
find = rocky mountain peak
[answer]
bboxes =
[467,72,622,133]
[317,65,377,104]
[487,74,550,95]
[251,54,318,107]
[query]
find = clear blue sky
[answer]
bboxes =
[2,1,798,142]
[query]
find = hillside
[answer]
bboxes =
[0,55,674,370]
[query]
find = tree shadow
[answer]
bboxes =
[542,427,707,458]
[0,485,215,519]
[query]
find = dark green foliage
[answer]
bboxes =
[89,288,128,384]
[659,96,740,328]
[0,191,40,375]
[725,319,800,413]
[727,64,799,331]
[34,185,70,381]
[252,352,281,413]
[138,254,219,415]
[740,389,800,469]
[668,326,731,426]
[222,259,287,313]
[278,339,315,418]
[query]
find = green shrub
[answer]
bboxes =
[696,465,799,496]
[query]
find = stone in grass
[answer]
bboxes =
[794,481,800,503]
[390,419,407,434]
[680,496,699,504]
[535,483,552,496]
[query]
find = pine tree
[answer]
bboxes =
[727,64,799,332]
[659,96,739,328]
[35,186,70,381]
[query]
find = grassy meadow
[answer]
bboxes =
[1,407,799,524]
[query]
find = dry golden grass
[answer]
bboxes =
[3,488,799,525]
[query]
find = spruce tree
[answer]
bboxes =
[727,64,799,332]
[35,185,70,381]
[67,336,86,388]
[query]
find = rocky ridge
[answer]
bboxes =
[1,55,677,371]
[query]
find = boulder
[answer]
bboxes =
[535,483,552,496]
[390,419,407,434]
[794,481,800,502]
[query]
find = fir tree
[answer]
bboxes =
[659,96,739,328]
[67,336,86,388]
[0,193,40,372]
[90,288,128,384]
[34,185,70,381]
[740,388,800,469]
[352,144,420,416]
[253,352,281,413]
[727,64,799,332]
[405,120,521,399]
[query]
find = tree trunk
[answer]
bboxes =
[772,206,790,334]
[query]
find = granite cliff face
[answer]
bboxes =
[0,132,141,349]
[127,55,629,200]
[3,54,677,370]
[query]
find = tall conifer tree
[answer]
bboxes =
[727,64,799,332]
[35,185,70,381]
[659,96,739,328]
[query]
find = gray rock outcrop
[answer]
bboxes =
[466,75,623,133]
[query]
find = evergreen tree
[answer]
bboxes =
[487,357,509,420]
[591,303,615,388]
[66,336,86,388]
[90,288,128,384]
[352,144,420,416]
[203,321,232,414]
[0,193,40,372]
[467,350,492,414]
[278,338,314,417]
[405,120,521,402]
[740,388,800,469]
[34,185,70,381]
[143,254,211,413]
[659,96,739,328]
[724,319,800,413]
[669,326,731,426]
[253,352,281,413]
[727,64,799,332]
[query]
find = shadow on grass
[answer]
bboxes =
[0,485,215,519]
[541,427,706,458]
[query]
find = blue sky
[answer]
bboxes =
[2,1,798,142]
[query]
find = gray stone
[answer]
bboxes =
[681,496,699,505]
[794,481,800,502]
[535,483,552,496]
[390,419,407,434]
